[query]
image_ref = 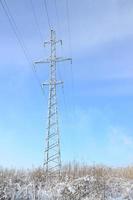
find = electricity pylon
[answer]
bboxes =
[35,30,72,177]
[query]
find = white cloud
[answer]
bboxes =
[108,126,133,146]
[62,107,133,166]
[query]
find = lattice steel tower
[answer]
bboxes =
[35,30,71,176]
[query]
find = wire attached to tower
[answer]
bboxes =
[0,0,46,97]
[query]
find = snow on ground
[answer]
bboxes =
[0,171,133,200]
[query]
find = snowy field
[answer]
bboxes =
[0,166,133,199]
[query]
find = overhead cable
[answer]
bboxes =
[66,0,76,116]
[30,0,44,42]
[43,0,52,30]
[0,0,46,96]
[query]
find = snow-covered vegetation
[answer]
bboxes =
[0,164,133,199]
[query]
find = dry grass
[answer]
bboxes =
[0,164,133,199]
[1,163,133,183]
[62,162,133,180]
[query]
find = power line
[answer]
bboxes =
[54,0,60,34]
[0,0,46,97]
[66,0,72,57]
[43,0,52,30]
[66,0,75,116]
[29,0,44,43]
[53,0,74,120]
[53,0,70,121]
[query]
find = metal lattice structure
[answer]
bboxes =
[35,30,72,177]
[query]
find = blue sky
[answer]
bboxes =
[0,0,133,168]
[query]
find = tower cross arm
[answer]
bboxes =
[34,59,50,65]
[42,80,63,86]
[34,57,72,65]
[56,57,72,64]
